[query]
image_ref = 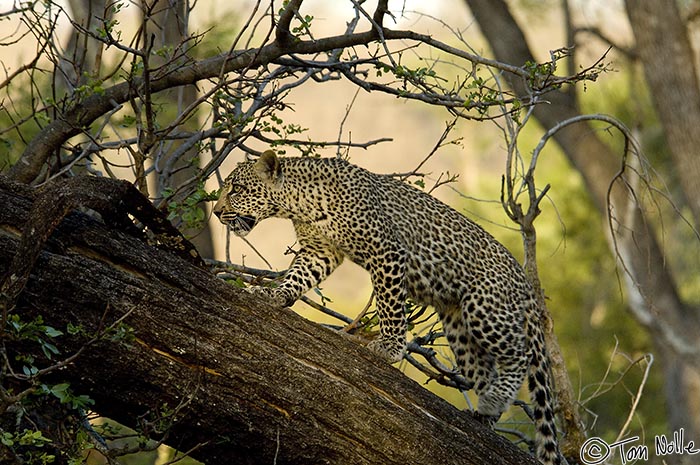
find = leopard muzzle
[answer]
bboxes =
[219,213,257,236]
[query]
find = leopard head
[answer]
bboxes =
[213,150,284,236]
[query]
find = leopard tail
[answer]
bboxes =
[526,313,562,465]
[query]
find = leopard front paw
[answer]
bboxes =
[245,286,290,307]
[367,338,406,363]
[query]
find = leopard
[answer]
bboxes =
[213,150,562,465]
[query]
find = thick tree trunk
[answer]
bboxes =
[625,0,700,229]
[0,178,537,465]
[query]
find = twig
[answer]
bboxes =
[403,344,473,391]
[252,130,392,152]
[276,0,303,45]
[343,290,375,332]
[574,27,637,60]
[239,236,274,270]
[206,259,285,279]
[299,296,353,325]
[336,87,361,159]
[614,353,653,442]
[401,118,459,182]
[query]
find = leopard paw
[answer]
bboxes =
[245,286,289,307]
[367,338,405,363]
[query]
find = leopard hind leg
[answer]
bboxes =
[462,300,528,423]
[438,307,470,381]
[438,306,496,406]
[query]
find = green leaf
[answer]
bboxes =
[45,383,71,403]
[71,394,95,409]
[120,114,136,127]
[43,326,63,338]
[1,432,14,446]
[40,341,60,359]
[66,323,82,335]
[22,365,38,377]
[17,429,52,446]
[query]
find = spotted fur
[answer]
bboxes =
[213,150,562,464]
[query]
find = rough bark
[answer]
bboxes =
[0,177,537,465]
[464,0,700,449]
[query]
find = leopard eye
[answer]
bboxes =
[229,183,245,195]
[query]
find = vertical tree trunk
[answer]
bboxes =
[148,0,215,258]
[624,0,700,230]
[619,4,700,440]
[60,0,109,91]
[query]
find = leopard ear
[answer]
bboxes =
[254,150,283,188]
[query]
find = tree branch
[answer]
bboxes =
[8,21,593,184]
[276,0,303,46]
